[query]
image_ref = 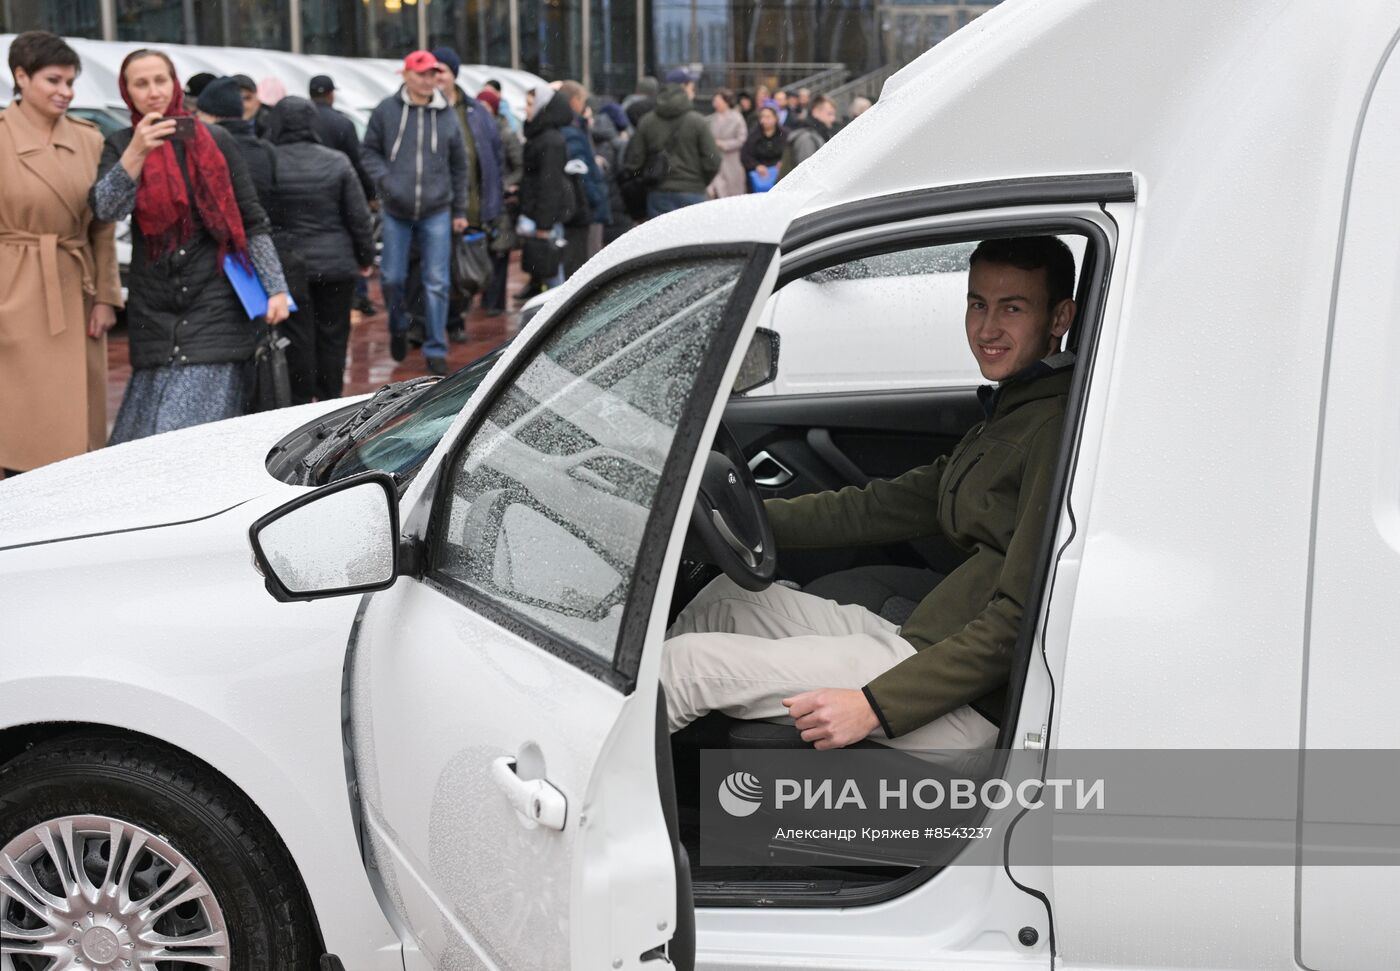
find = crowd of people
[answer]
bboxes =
[0,29,871,477]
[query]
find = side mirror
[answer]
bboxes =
[249,472,401,602]
[732,327,780,395]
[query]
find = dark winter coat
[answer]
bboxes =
[562,119,610,225]
[623,95,655,130]
[519,94,573,228]
[741,125,786,171]
[777,119,834,181]
[217,120,277,213]
[269,98,374,281]
[589,111,630,231]
[312,100,375,202]
[498,113,524,189]
[361,87,469,221]
[93,123,271,370]
[622,84,721,195]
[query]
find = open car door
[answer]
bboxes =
[345,228,783,970]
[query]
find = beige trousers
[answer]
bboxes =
[662,575,998,750]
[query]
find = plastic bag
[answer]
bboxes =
[451,231,494,301]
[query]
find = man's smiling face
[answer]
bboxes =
[965,260,1074,382]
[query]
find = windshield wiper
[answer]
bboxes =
[299,376,443,483]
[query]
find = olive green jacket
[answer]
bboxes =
[764,363,1072,738]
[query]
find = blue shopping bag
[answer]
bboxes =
[748,165,781,193]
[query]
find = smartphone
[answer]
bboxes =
[169,116,196,141]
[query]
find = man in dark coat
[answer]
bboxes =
[622,68,720,217]
[557,81,610,279]
[268,97,374,402]
[778,94,838,182]
[309,75,375,203]
[515,84,572,301]
[429,46,505,341]
[195,77,275,210]
[622,75,658,129]
[309,74,377,317]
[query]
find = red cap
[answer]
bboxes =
[476,88,501,113]
[403,50,439,73]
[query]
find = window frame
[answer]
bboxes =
[422,243,779,693]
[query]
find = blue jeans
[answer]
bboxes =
[380,209,452,360]
[647,190,707,218]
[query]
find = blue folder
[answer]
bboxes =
[224,255,298,319]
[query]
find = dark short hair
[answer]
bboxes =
[811,94,835,114]
[714,87,737,109]
[485,79,502,92]
[969,236,1076,308]
[9,31,81,98]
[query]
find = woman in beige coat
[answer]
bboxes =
[0,32,122,476]
[706,89,748,199]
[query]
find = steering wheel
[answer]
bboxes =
[687,423,777,591]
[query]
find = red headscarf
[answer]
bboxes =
[118,51,250,267]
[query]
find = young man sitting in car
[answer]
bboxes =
[663,235,1077,750]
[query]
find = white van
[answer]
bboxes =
[3,2,1399,969]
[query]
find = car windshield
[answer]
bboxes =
[327,347,505,483]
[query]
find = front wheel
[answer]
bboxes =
[0,734,320,971]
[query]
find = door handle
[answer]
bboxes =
[491,757,568,831]
[748,450,794,488]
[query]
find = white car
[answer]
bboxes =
[6,2,1400,970]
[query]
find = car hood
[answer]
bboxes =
[0,400,349,550]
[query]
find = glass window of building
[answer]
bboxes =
[116,0,186,43]
[302,0,365,55]
[1,0,102,38]
[194,0,290,49]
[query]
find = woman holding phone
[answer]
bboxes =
[0,31,123,475]
[90,49,290,443]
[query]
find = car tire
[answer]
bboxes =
[0,732,319,971]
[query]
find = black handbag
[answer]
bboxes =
[520,234,562,279]
[246,328,293,413]
[451,231,494,301]
[644,123,684,186]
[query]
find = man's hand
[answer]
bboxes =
[452,217,469,234]
[783,689,880,750]
[264,293,290,326]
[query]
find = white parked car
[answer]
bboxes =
[5,2,1400,970]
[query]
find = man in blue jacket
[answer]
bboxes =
[361,50,469,375]
[431,46,505,341]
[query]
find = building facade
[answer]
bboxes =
[2,0,994,98]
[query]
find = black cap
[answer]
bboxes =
[197,77,245,120]
[231,74,257,93]
[185,72,217,97]
[309,74,335,97]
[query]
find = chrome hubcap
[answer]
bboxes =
[0,815,230,970]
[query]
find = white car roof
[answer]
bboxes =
[776,0,1400,218]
